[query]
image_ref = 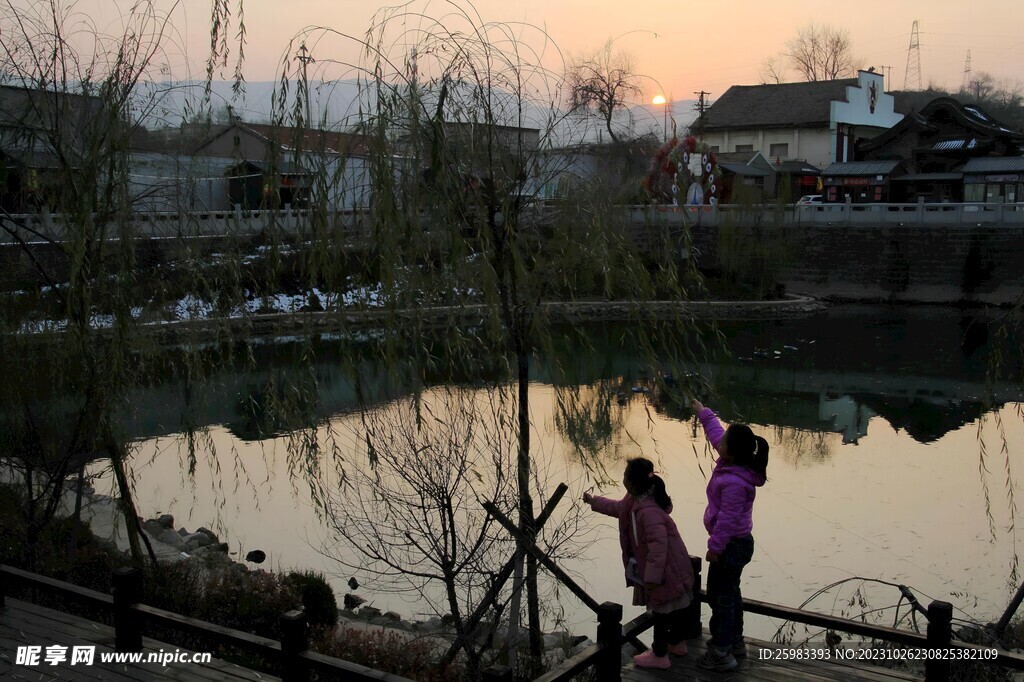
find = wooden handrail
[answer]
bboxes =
[537,583,1024,681]
[2,564,416,682]
[3,564,114,609]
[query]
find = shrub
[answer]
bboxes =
[198,568,301,639]
[142,560,206,616]
[313,627,461,682]
[285,570,338,630]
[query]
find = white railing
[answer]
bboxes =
[3,201,1024,245]
[0,206,373,245]
[622,201,1024,227]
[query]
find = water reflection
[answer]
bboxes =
[10,304,1024,641]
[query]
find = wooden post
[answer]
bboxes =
[596,602,623,682]
[280,609,309,682]
[481,665,513,681]
[112,567,142,652]
[683,555,703,640]
[925,600,953,682]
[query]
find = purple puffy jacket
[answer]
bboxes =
[698,408,766,554]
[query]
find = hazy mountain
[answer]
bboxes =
[136,79,697,145]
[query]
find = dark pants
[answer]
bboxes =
[707,534,754,652]
[651,608,688,656]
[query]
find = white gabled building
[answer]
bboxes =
[699,70,902,170]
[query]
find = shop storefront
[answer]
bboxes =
[820,160,903,203]
[962,158,1024,203]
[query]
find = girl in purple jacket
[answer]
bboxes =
[691,400,769,672]
[583,457,695,670]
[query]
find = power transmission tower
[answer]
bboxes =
[904,20,922,91]
[961,50,972,92]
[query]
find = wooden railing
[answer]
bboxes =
[536,561,1024,682]
[0,563,442,682]
[6,556,1024,682]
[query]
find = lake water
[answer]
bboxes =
[85,304,1024,642]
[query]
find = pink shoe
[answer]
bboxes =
[633,650,671,669]
[667,641,689,656]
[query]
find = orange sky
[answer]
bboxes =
[51,1,1024,101]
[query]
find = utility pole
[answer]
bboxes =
[877,65,893,91]
[693,90,711,137]
[296,42,315,129]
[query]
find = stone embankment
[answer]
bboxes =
[144,295,826,343]
[62,487,593,668]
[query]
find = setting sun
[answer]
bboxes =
[652,95,667,105]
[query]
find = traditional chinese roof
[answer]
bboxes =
[893,172,963,182]
[777,160,822,174]
[822,160,903,176]
[859,97,1024,155]
[195,122,369,156]
[700,79,858,131]
[719,162,772,177]
[961,157,1024,173]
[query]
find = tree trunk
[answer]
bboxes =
[516,348,542,674]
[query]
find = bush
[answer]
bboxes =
[198,568,301,639]
[142,560,206,616]
[313,627,461,682]
[285,570,338,630]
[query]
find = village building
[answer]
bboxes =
[0,84,105,211]
[699,70,902,174]
[713,150,776,202]
[857,97,1024,203]
[191,122,370,211]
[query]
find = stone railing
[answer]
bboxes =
[4,201,1024,246]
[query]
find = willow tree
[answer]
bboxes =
[0,0,247,569]
[284,2,718,673]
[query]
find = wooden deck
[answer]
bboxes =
[622,633,922,682]
[0,597,275,681]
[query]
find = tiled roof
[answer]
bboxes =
[931,139,975,151]
[778,160,822,174]
[822,160,903,176]
[961,157,1024,173]
[715,151,761,164]
[701,79,857,131]
[241,123,369,155]
[719,162,772,177]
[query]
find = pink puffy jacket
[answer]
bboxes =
[589,494,694,609]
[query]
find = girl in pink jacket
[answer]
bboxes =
[584,457,694,670]
[691,399,769,672]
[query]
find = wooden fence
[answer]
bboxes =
[1,563,470,681]
[535,563,1024,682]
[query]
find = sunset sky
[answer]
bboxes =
[47,1,1024,104]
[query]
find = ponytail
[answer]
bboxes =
[624,457,673,511]
[724,424,770,479]
[649,475,672,511]
[751,435,770,479]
